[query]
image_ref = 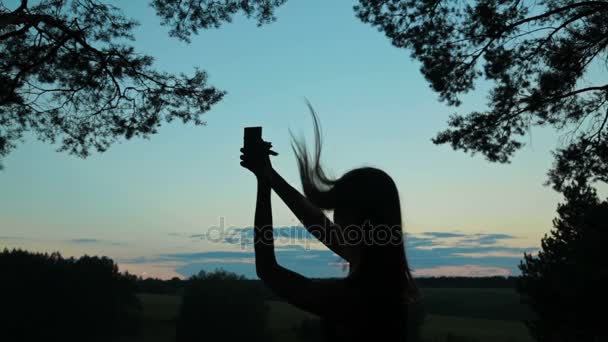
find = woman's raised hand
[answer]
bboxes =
[240,140,277,179]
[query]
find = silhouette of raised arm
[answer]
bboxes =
[240,142,356,317]
[240,145,349,262]
[252,177,357,318]
[265,168,350,262]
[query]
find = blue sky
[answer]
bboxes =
[0,0,572,278]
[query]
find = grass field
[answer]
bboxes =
[126,289,534,342]
[419,288,534,321]
[266,299,534,342]
[114,294,181,342]
[421,315,532,342]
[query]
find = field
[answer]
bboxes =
[419,288,534,321]
[421,315,532,342]
[126,288,534,342]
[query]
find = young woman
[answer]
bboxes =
[240,108,418,341]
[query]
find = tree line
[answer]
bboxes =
[3,240,606,341]
[0,247,521,342]
[136,274,521,296]
[0,248,141,342]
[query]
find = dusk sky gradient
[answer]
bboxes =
[0,0,587,278]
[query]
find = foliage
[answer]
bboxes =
[3,0,607,190]
[355,0,608,191]
[175,268,273,342]
[517,182,608,341]
[0,248,141,342]
[137,276,185,294]
[151,0,287,43]
[0,0,286,168]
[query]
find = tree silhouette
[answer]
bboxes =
[0,0,285,168]
[517,181,608,341]
[0,249,141,341]
[355,0,608,191]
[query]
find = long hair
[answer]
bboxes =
[291,103,418,299]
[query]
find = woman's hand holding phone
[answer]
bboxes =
[241,127,277,179]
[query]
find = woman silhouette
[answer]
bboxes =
[240,107,418,341]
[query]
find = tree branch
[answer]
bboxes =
[0,13,55,28]
[467,4,603,68]
[549,85,608,102]
[1,32,70,105]
[0,22,31,40]
[506,1,608,30]
[12,0,28,14]
[594,108,608,144]
[528,9,598,58]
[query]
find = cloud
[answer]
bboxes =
[67,238,127,246]
[124,252,240,264]
[68,238,102,244]
[421,232,469,238]
[119,261,184,279]
[470,233,515,245]
[406,232,523,250]
[119,228,539,279]
[187,226,321,248]
[190,258,255,264]
[451,251,534,258]
[0,236,28,241]
[295,254,320,259]
[413,265,512,277]
[122,248,345,279]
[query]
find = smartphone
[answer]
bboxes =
[243,126,277,155]
[243,126,262,150]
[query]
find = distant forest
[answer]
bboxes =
[1,248,520,298]
[137,274,519,296]
[0,248,522,342]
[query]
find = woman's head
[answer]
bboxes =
[330,167,401,228]
[292,104,417,297]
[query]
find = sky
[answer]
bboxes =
[0,0,573,279]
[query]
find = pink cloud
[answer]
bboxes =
[194,257,255,264]
[328,261,349,267]
[451,251,527,258]
[119,262,185,279]
[412,265,512,277]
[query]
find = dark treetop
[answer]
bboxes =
[0,0,286,168]
[355,0,608,191]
